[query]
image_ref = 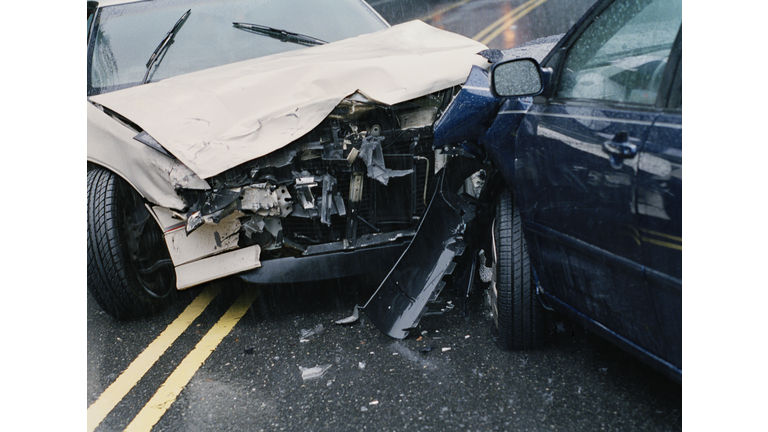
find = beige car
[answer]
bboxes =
[87,0,488,319]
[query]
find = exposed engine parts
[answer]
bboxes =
[178,90,459,258]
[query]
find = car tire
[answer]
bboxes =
[87,168,175,319]
[490,187,545,349]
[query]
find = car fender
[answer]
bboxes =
[87,101,210,211]
[433,65,500,151]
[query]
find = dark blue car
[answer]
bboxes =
[434,0,682,382]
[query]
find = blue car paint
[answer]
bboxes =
[433,11,682,382]
[433,66,501,154]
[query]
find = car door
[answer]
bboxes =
[636,31,682,372]
[514,0,682,357]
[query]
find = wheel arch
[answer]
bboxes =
[87,167,177,318]
[87,162,171,237]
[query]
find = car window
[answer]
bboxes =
[556,0,682,105]
[88,0,387,95]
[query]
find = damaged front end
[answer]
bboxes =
[151,87,490,339]
[158,89,484,291]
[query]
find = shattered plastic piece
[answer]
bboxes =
[299,324,324,342]
[420,344,434,357]
[358,362,366,370]
[358,136,413,185]
[369,400,379,406]
[335,305,361,325]
[460,170,487,199]
[442,347,451,352]
[299,364,332,380]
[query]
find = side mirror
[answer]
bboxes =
[490,58,545,98]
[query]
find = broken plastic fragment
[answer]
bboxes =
[335,305,361,325]
[460,169,486,199]
[358,136,413,185]
[420,345,434,358]
[299,364,332,380]
[299,324,324,342]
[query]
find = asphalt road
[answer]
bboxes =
[87,1,682,431]
[371,0,596,49]
[88,276,680,431]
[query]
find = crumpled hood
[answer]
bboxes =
[89,21,488,179]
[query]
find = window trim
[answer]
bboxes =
[658,27,682,111]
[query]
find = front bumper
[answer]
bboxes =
[238,240,409,285]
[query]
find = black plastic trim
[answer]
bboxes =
[238,241,409,285]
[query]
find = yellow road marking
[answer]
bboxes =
[419,0,474,22]
[473,0,550,45]
[124,287,260,432]
[639,227,682,242]
[641,236,682,251]
[87,285,221,432]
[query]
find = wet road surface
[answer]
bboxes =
[88,276,680,431]
[372,0,596,49]
[88,1,682,430]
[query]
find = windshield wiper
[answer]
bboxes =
[143,9,192,84]
[233,22,326,47]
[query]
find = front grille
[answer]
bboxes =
[282,139,434,246]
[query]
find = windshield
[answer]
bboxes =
[87,0,387,95]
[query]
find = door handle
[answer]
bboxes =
[602,132,637,158]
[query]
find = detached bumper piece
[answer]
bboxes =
[364,162,479,339]
[238,240,408,285]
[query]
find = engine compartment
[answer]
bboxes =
[178,89,459,261]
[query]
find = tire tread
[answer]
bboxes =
[494,188,545,349]
[87,168,167,319]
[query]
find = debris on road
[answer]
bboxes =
[299,364,333,380]
[299,324,324,342]
[335,305,361,325]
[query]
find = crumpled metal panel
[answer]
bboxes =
[88,21,488,179]
[363,165,478,339]
[87,102,210,210]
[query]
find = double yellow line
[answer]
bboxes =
[472,0,551,45]
[87,285,259,432]
[639,228,682,251]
